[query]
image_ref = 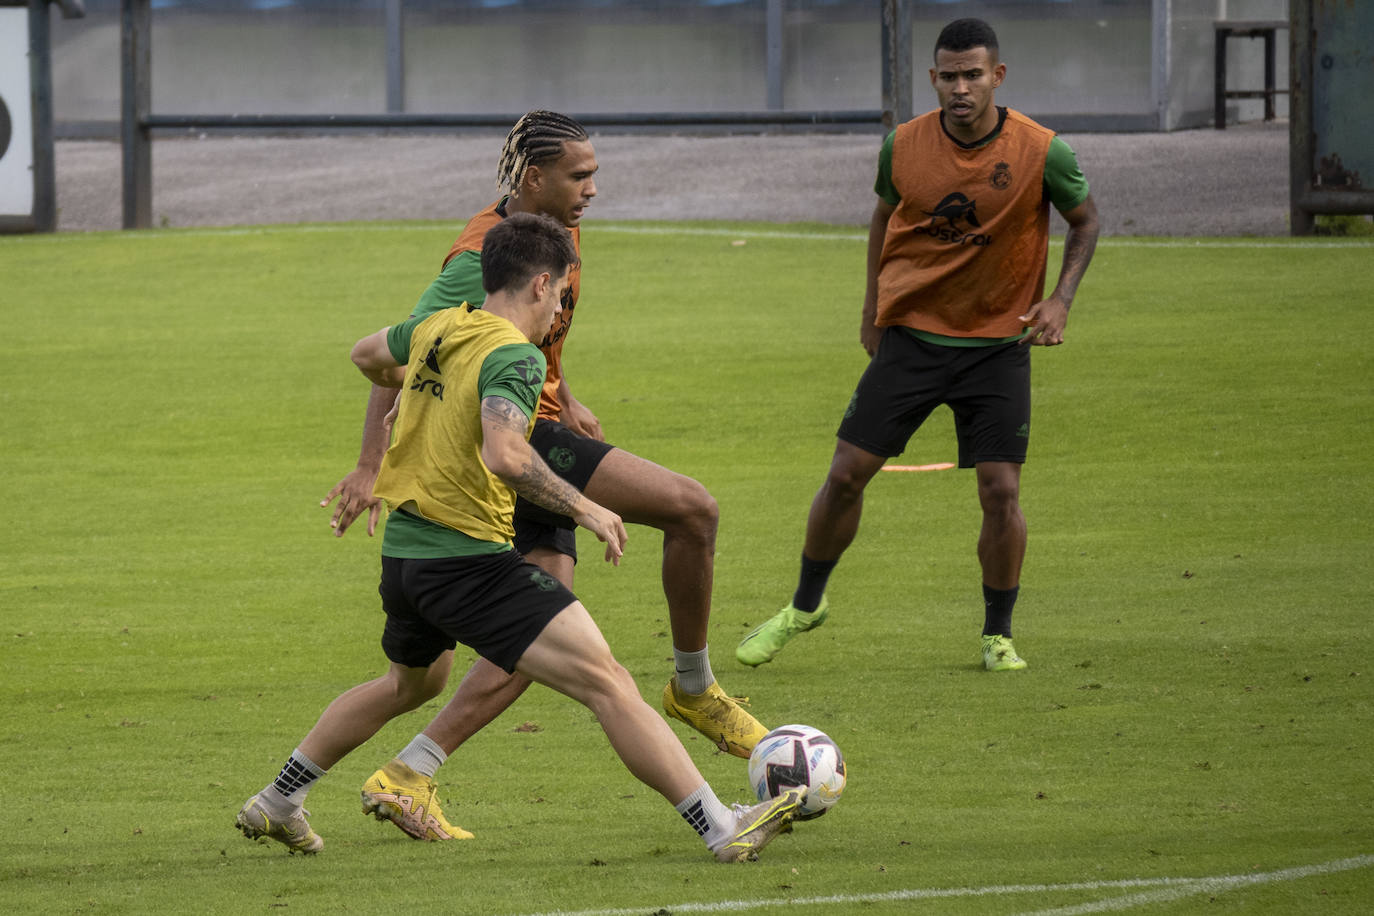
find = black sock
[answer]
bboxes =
[982,584,1019,638]
[793,553,838,612]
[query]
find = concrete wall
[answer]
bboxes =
[44,0,1288,134]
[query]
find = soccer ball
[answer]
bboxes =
[747,724,846,820]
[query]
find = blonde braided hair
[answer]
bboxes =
[497,110,590,193]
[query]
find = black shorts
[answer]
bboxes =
[837,327,1031,468]
[378,550,576,673]
[512,418,615,562]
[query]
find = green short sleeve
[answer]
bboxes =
[478,343,545,419]
[873,130,900,206]
[1044,136,1090,213]
[385,315,425,364]
[411,249,486,321]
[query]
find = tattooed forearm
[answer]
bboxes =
[506,454,584,518]
[1057,228,1098,303]
[1054,204,1100,306]
[480,396,585,518]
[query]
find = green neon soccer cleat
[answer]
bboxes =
[735,597,828,667]
[982,634,1028,671]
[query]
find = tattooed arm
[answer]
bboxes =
[480,395,627,564]
[1020,193,1100,347]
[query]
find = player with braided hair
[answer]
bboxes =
[495,109,589,195]
[321,111,769,843]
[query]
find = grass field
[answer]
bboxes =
[2,221,1372,915]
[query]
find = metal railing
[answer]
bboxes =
[118,0,914,229]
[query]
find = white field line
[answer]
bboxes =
[2,221,1373,249]
[1015,854,1374,916]
[508,855,1374,916]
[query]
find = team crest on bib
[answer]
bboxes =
[989,161,1012,190]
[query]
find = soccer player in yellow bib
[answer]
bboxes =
[737,18,1100,674]
[323,112,766,843]
[236,213,801,861]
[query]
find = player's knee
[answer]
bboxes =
[583,657,640,710]
[663,476,718,542]
[386,667,447,710]
[977,475,1021,515]
[823,465,869,503]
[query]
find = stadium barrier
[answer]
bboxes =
[116,0,912,230]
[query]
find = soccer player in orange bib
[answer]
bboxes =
[737,18,1099,673]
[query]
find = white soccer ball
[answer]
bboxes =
[747,724,847,819]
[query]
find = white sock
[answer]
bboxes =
[397,733,447,779]
[674,782,735,850]
[672,646,714,696]
[263,748,325,811]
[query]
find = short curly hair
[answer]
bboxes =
[934,18,999,62]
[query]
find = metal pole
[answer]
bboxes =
[1263,27,1276,121]
[766,0,783,111]
[385,0,403,114]
[1288,0,1313,235]
[27,0,54,231]
[880,0,911,129]
[1150,0,1170,130]
[120,0,150,229]
[1214,25,1229,129]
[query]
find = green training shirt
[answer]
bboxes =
[411,249,486,320]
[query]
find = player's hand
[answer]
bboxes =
[574,503,627,566]
[860,321,883,357]
[321,467,382,537]
[1019,297,1070,346]
[383,396,400,436]
[560,396,604,442]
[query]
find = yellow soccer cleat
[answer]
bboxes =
[235,794,324,855]
[662,677,769,759]
[360,760,474,841]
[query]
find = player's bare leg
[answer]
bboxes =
[356,547,568,840]
[737,440,885,667]
[518,600,799,861]
[518,601,702,797]
[975,460,1029,670]
[801,440,888,563]
[582,448,717,650]
[236,655,453,853]
[975,461,1025,588]
[299,654,454,767]
[418,658,533,754]
[581,449,766,757]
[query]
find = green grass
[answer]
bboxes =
[1,223,1372,915]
